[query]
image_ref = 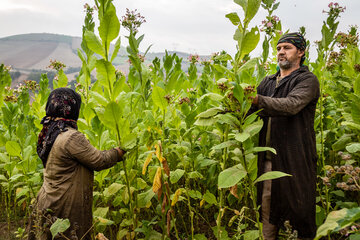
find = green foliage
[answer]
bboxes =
[50,218,70,239]
[0,1,359,239]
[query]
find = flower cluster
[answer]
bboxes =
[323,153,360,191]
[48,59,66,71]
[121,8,146,34]
[326,51,344,71]
[138,53,145,62]
[188,54,200,64]
[178,97,190,105]
[164,94,173,104]
[323,2,346,17]
[83,3,96,14]
[3,80,38,103]
[4,65,12,72]
[244,85,256,95]
[335,31,359,48]
[200,59,211,66]
[339,224,360,238]
[217,82,228,92]
[186,88,197,94]
[23,80,38,91]
[354,64,360,73]
[260,15,281,36]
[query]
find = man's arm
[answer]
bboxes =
[253,76,319,117]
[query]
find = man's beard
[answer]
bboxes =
[278,58,292,70]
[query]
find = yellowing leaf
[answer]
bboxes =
[171,188,183,206]
[155,140,163,162]
[142,152,154,175]
[200,199,205,207]
[152,167,162,193]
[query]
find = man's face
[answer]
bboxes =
[276,42,304,70]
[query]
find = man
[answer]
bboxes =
[251,32,319,239]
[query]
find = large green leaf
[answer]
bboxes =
[194,117,217,126]
[225,12,241,26]
[212,140,237,150]
[346,143,360,153]
[254,171,291,184]
[315,207,360,239]
[218,164,247,188]
[170,169,185,184]
[84,31,104,57]
[350,94,360,124]
[111,37,121,62]
[103,183,124,197]
[50,218,70,239]
[243,120,263,137]
[94,207,109,218]
[203,190,217,205]
[243,230,259,240]
[215,113,240,127]
[234,0,261,23]
[238,58,259,73]
[321,24,332,49]
[102,101,122,131]
[90,91,109,107]
[241,27,260,58]
[234,0,247,14]
[96,59,116,94]
[56,70,68,88]
[99,5,120,59]
[246,146,276,155]
[138,188,155,208]
[341,121,360,131]
[196,107,223,118]
[5,141,21,157]
[233,83,244,103]
[245,0,261,22]
[235,132,250,142]
[152,86,168,111]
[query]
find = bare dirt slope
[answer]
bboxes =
[0,33,82,70]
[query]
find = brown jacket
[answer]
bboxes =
[28,128,120,240]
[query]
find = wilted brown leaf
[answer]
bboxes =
[162,159,170,176]
[230,184,239,199]
[95,233,109,240]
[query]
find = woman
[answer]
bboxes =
[28,88,125,240]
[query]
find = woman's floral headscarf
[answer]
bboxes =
[37,88,81,167]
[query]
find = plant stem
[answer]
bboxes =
[241,146,264,240]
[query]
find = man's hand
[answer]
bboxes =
[249,95,259,106]
[115,147,126,158]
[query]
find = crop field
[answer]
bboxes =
[0,0,359,239]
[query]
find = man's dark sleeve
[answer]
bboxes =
[257,75,319,117]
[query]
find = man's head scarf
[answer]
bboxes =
[37,88,82,167]
[277,32,306,65]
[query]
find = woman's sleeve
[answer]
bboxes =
[65,131,122,171]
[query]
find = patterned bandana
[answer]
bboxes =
[37,88,81,168]
[277,32,306,50]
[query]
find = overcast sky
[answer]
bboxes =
[0,0,359,59]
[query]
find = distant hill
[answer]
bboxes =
[0,33,209,85]
[0,33,129,70]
